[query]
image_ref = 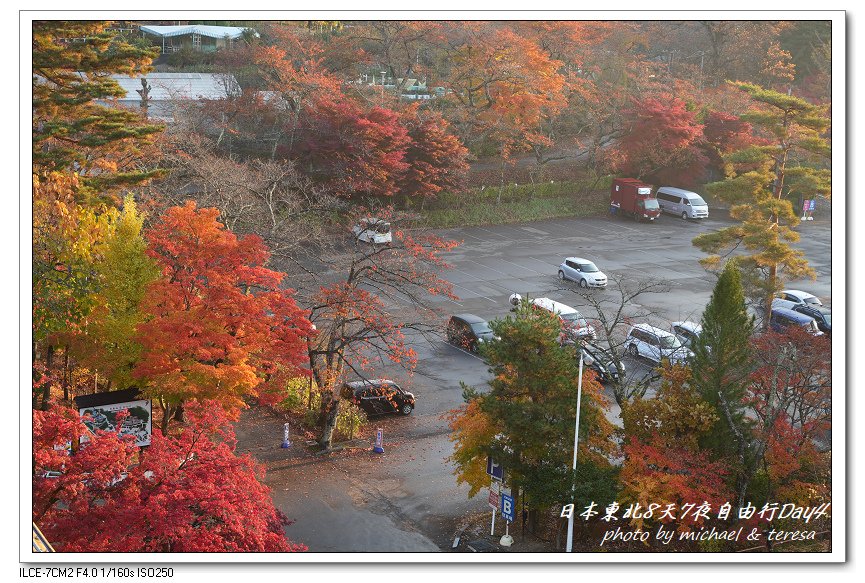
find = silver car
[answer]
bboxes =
[558,257,607,288]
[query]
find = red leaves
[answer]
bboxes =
[612,95,708,187]
[34,403,305,552]
[135,202,313,415]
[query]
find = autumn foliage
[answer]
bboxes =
[33,403,303,552]
[611,95,708,187]
[135,202,313,427]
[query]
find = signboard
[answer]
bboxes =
[488,482,500,510]
[809,199,816,211]
[486,456,504,482]
[501,493,515,523]
[74,388,152,447]
[373,427,385,453]
[803,200,810,212]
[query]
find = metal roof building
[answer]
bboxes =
[139,25,255,54]
[105,72,240,121]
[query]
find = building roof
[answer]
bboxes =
[139,24,252,39]
[108,73,239,102]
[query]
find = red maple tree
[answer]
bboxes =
[135,202,313,432]
[33,402,304,552]
[612,95,708,187]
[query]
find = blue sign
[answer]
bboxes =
[501,493,515,523]
[809,199,816,211]
[486,456,504,482]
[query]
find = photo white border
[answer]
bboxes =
[18,7,847,566]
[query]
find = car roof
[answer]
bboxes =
[782,289,817,300]
[657,186,698,196]
[345,379,396,388]
[772,307,817,322]
[564,257,593,263]
[794,304,830,315]
[452,313,488,324]
[672,321,702,333]
[631,323,675,337]
[531,297,578,315]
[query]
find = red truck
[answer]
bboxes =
[610,178,661,222]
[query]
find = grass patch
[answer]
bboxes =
[421,191,610,229]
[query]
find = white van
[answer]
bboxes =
[529,297,596,341]
[655,187,709,220]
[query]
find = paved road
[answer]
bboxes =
[238,212,832,552]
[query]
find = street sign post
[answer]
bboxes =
[488,482,500,510]
[500,493,515,546]
[501,493,515,522]
[486,456,504,482]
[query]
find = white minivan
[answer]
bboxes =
[655,187,709,220]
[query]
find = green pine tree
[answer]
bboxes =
[452,300,618,528]
[690,260,755,505]
[693,82,830,326]
[33,21,164,199]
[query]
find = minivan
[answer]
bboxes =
[656,187,709,220]
[511,296,596,340]
[345,379,415,416]
[352,217,392,244]
[770,307,824,336]
[625,323,693,365]
[447,313,495,352]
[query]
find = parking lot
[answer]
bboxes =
[250,211,832,551]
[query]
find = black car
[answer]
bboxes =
[447,314,495,352]
[793,304,831,336]
[580,343,625,384]
[345,380,416,416]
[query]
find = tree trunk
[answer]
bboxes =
[62,350,70,401]
[318,391,341,449]
[41,345,55,410]
[161,403,173,435]
[173,401,185,423]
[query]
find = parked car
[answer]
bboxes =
[625,323,693,365]
[671,321,702,349]
[580,342,625,384]
[793,304,831,336]
[345,379,415,416]
[558,257,608,288]
[772,297,799,311]
[526,296,596,341]
[656,186,709,220]
[777,289,823,307]
[352,217,392,244]
[769,307,824,336]
[447,314,495,352]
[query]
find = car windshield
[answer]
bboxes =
[560,313,587,328]
[578,262,599,273]
[691,195,707,206]
[824,314,831,325]
[643,198,660,210]
[470,322,493,335]
[804,297,820,304]
[659,335,682,350]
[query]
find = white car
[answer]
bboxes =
[509,295,596,340]
[353,218,392,244]
[558,257,607,288]
[777,290,823,307]
[671,321,702,349]
[625,323,693,365]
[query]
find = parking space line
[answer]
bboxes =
[492,257,547,275]
[447,279,499,304]
[460,258,517,277]
[442,341,487,362]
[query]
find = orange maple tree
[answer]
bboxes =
[134,202,313,432]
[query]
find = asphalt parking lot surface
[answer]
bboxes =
[238,211,832,552]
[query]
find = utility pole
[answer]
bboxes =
[565,349,585,553]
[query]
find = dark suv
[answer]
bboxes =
[345,380,416,416]
[447,314,495,352]
[793,304,831,336]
